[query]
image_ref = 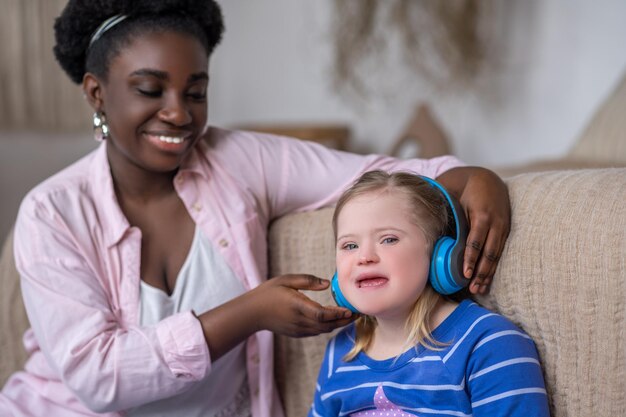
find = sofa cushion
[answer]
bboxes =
[269,168,626,417]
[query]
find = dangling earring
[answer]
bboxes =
[93,111,110,142]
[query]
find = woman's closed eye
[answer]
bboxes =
[186,90,207,101]
[137,88,161,98]
[135,87,206,101]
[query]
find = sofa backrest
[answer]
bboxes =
[269,168,626,417]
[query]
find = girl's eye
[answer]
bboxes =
[342,243,358,251]
[382,237,398,244]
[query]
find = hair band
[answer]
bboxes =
[87,14,129,50]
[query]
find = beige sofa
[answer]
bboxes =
[1,168,625,417]
[270,170,626,417]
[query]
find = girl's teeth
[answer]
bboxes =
[158,136,184,144]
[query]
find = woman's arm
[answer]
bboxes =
[197,275,353,361]
[436,166,511,294]
[210,129,510,293]
[208,128,464,219]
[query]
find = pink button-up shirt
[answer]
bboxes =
[0,127,463,417]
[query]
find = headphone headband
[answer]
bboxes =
[418,176,465,244]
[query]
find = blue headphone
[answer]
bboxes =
[330,175,469,313]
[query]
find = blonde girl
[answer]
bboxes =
[310,170,549,417]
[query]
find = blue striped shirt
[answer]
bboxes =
[309,300,549,416]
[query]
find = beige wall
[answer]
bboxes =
[211,0,626,165]
[0,132,97,242]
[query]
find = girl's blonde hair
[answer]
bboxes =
[332,170,450,360]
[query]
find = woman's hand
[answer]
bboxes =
[198,274,353,361]
[436,167,511,294]
[250,274,354,337]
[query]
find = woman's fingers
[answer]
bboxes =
[463,211,489,280]
[259,274,354,337]
[305,302,353,323]
[446,168,510,294]
[279,302,354,337]
[273,274,330,291]
[437,167,511,294]
[464,210,509,294]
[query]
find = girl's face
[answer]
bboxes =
[86,30,209,175]
[335,189,431,321]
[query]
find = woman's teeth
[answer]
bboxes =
[157,135,185,144]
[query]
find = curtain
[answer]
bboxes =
[0,0,91,131]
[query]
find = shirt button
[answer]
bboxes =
[219,238,229,248]
[176,176,184,184]
[192,203,202,212]
[251,354,259,364]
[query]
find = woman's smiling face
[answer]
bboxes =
[85,30,209,175]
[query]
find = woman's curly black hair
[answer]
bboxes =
[53,0,224,84]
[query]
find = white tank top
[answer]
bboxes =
[128,227,251,417]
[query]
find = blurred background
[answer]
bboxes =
[1,0,625,242]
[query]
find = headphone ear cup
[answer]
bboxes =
[331,271,360,313]
[418,175,469,295]
[429,236,463,295]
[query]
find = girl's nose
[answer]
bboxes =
[358,246,379,265]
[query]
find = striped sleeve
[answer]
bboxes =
[464,314,550,416]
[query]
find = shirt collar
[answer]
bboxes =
[178,135,211,180]
[89,140,209,248]
[90,142,131,248]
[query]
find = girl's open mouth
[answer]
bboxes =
[356,277,388,288]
